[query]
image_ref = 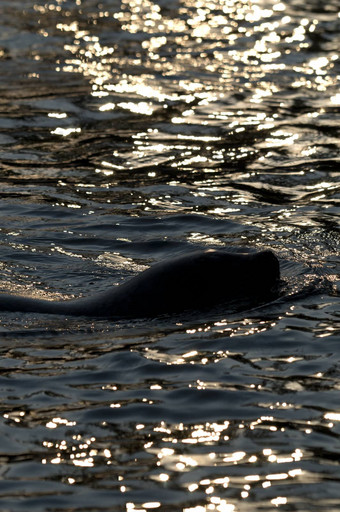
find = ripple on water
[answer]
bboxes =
[0,0,340,510]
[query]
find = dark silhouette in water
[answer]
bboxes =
[0,249,280,318]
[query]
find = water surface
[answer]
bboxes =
[0,0,339,511]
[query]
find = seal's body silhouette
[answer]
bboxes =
[0,249,280,318]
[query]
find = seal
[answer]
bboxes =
[0,249,280,318]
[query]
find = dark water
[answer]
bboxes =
[0,0,339,510]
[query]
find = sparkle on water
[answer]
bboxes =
[0,0,339,511]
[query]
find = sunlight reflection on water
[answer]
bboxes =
[0,0,339,510]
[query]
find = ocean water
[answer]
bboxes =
[0,0,339,510]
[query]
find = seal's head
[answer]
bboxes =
[111,247,281,317]
[175,248,281,305]
[252,249,280,279]
[237,249,280,296]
